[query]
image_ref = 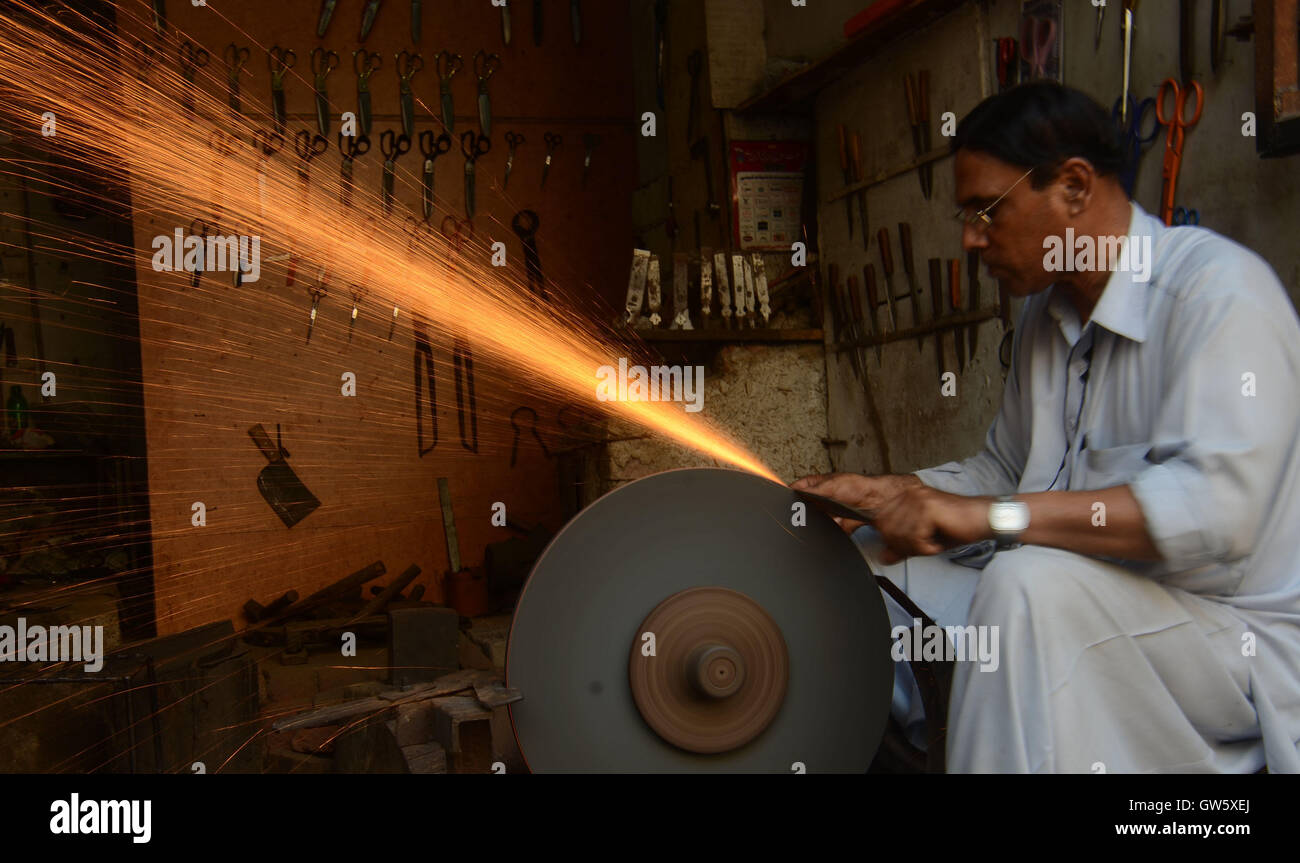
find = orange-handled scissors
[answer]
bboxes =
[1156,77,1204,226]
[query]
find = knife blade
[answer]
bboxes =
[360,0,383,42]
[317,0,337,37]
[411,0,422,43]
[897,221,923,353]
[862,264,882,363]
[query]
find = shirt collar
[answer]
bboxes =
[1046,202,1155,345]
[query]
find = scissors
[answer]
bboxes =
[187,217,212,286]
[460,131,491,221]
[353,51,381,136]
[339,133,371,209]
[1171,206,1200,226]
[541,131,562,188]
[1157,77,1204,225]
[435,51,464,132]
[295,130,329,185]
[178,40,208,113]
[512,209,544,298]
[473,50,501,136]
[1112,93,1158,197]
[267,46,296,134]
[311,48,340,136]
[396,51,424,137]
[503,131,525,189]
[405,215,435,261]
[440,214,472,257]
[223,44,250,113]
[380,129,411,215]
[1019,16,1056,79]
[419,130,451,221]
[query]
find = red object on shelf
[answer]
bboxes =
[843,0,921,39]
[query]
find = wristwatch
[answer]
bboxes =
[988,495,1030,548]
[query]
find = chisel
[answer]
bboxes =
[847,275,869,377]
[862,264,882,363]
[875,227,899,335]
[928,257,944,377]
[949,258,964,373]
[897,222,923,353]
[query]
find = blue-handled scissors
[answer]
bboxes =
[1112,93,1158,198]
[1171,206,1200,226]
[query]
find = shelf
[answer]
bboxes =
[638,328,824,344]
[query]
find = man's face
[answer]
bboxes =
[954,149,1061,298]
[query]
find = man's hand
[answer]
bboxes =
[873,486,993,565]
[791,472,925,532]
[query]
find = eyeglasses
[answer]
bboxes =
[953,167,1035,229]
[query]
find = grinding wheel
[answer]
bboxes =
[506,468,894,772]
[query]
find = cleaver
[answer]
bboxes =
[248,423,321,528]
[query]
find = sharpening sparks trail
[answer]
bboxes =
[0,0,779,483]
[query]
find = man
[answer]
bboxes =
[795,83,1300,773]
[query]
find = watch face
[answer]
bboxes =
[989,501,1029,534]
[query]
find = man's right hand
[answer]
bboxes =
[790,472,925,532]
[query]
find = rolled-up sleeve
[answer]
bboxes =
[1129,277,1300,569]
[914,319,1030,497]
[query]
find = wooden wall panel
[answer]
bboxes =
[117,0,634,634]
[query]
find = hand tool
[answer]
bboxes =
[1210,0,1224,74]
[248,423,321,528]
[440,214,470,259]
[752,254,771,326]
[360,0,384,42]
[311,48,340,136]
[828,263,854,375]
[411,0,423,43]
[533,0,544,46]
[152,0,167,35]
[353,50,382,136]
[1179,0,1193,84]
[849,131,868,251]
[396,50,424,138]
[995,37,1017,92]
[966,249,980,363]
[473,50,501,137]
[306,284,328,343]
[252,129,283,228]
[836,124,855,239]
[453,339,478,452]
[845,273,866,376]
[512,209,544,298]
[949,258,964,373]
[624,249,650,326]
[671,252,692,330]
[927,258,944,376]
[903,73,932,199]
[1156,77,1203,225]
[825,262,845,360]
[339,133,370,210]
[501,0,512,45]
[646,255,662,327]
[188,217,211,287]
[1094,0,1105,50]
[874,227,898,335]
[223,44,250,115]
[572,0,582,44]
[862,263,882,363]
[713,250,732,328]
[509,406,551,466]
[1019,15,1057,80]
[380,129,411,215]
[435,51,463,133]
[508,468,895,771]
[690,136,721,215]
[178,41,208,116]
[1112,93,1158,197]
[503,131,524,189]
[348,285,368,343]
[1171,205,1200,226]
[582,134,601,186]
[1120,0,1136,126]
[418,129,451,220]
[541,132,562,188]
[413,314,438,453]
[460,131,491,221]
[295,129,329,188]
[268,47,296,135]
[317,0,338,37]
[687,51,704,146]
[896,222,923,353]
[699,250,714,328]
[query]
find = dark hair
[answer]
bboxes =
[951,82,1126,188]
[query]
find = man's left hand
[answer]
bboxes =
[873,486,993,565]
